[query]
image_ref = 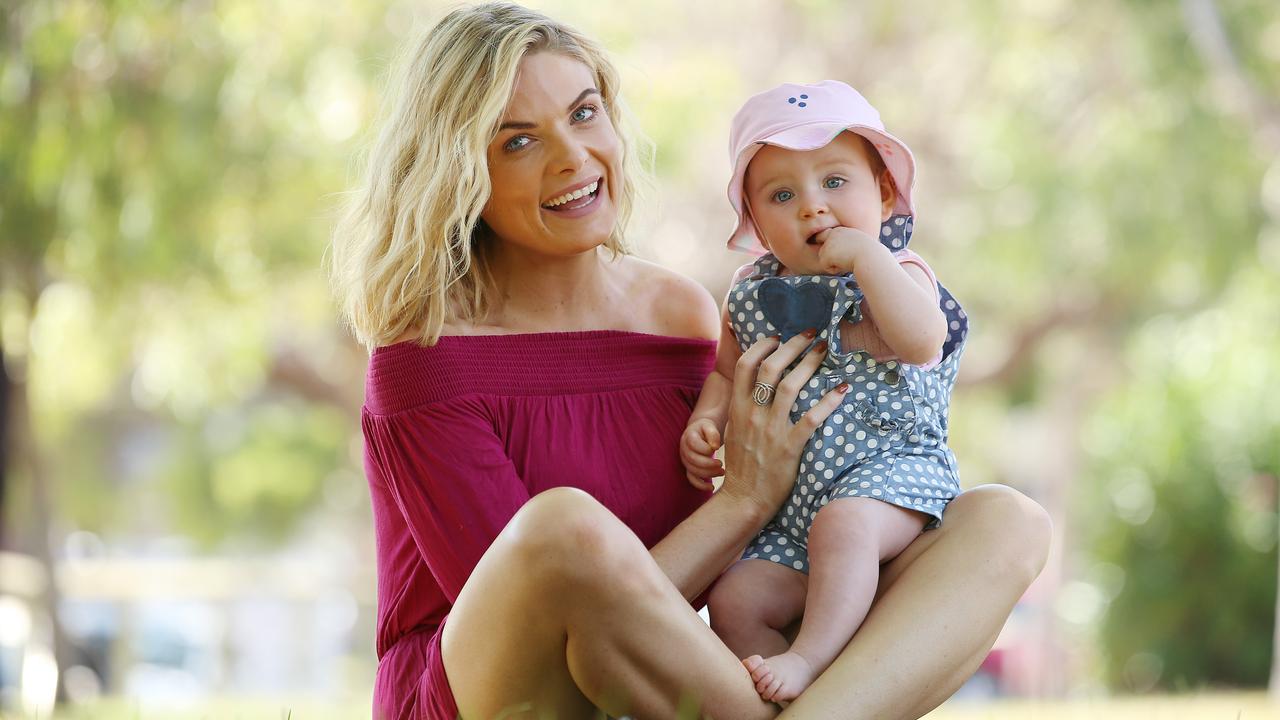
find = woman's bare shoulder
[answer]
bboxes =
[617,255,719,342]
[388,320,508,346]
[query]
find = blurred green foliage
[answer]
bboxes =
[1,0,1279,695]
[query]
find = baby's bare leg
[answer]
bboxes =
[745,498,926,702]
[780,485,1051,720]
[708,558,808,660]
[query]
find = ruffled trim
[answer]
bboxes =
[365,330,716,415]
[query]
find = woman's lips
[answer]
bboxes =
[541,178,604,217]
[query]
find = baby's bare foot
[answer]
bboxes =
[741,651,816,702]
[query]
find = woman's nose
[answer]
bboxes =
[550,134,589,175]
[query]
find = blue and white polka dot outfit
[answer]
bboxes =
[728,215,970,574]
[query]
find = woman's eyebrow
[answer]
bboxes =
[498,88,600,131]
[566,87,599,110]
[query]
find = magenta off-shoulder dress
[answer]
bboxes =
[361,331,716,719]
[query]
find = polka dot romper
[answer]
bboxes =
[729,215,970,574]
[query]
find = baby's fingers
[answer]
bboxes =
[686,472,716,491]
[698,423,722,450]
[691,425,723,455]
[684,453,724,478]
[790,381,851,446]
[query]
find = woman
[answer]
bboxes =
[329,4,1051,719]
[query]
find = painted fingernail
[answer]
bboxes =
[803,328,817,338]
[836,382,851,393]
[815,341,828,353]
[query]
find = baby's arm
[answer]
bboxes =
[817,227,946,365]
[681,303,743,489]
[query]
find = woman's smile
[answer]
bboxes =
[541,176,603,217]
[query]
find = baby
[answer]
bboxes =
[681,80,970,702]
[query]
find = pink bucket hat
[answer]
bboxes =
[726,80,916,255]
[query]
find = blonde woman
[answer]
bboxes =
[330,4,1050,719]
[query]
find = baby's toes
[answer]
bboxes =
[753,666,776,695]
[757,671,778,696]
[742,655,768,682]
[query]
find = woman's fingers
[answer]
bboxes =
[770,340,828,419]
[755,331,817,388]
[790,379,851,446]
[732,335,780,409]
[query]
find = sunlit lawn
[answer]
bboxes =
[33,696,368,720]
[13,692,1276,719]
[926,693,1277,719]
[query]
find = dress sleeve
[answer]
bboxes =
[362,398,530,604]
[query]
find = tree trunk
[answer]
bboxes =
[9,319,71,705]
[1,335,10,551]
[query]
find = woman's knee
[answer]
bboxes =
[505,487,650,591]
[957,484,1053,582]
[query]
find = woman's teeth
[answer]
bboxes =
[543,180,599,208]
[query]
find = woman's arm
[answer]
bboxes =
[655,332,850,602]
[364,402,533,601]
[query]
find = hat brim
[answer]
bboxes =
[727,123,916,255]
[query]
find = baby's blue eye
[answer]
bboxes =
[504,135,531,152]
[571,105,597,122]
[824,177,846,189]
[772,189,794,203]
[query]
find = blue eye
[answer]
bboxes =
[772,189,794,203]
[571,105,598,123]
[824,177,846,189]
[504,135,531,152]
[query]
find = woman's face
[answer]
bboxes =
[482,52,621,257]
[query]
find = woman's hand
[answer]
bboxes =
[718,331,851,517]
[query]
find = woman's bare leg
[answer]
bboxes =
[441,487,778,720]
[708,558,807,660]
[779,484,1052,719]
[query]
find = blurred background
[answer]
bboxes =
[2,0,1279,717]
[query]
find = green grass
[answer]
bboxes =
[2,692,1275,719]
[4,696,366,720]
[925,692,1279,719]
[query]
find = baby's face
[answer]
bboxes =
[744,132,894,274]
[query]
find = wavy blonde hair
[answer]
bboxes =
[328,2,650,350]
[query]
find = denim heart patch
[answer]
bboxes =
[758,278,835,342]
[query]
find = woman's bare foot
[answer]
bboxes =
[741,651,817,702]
